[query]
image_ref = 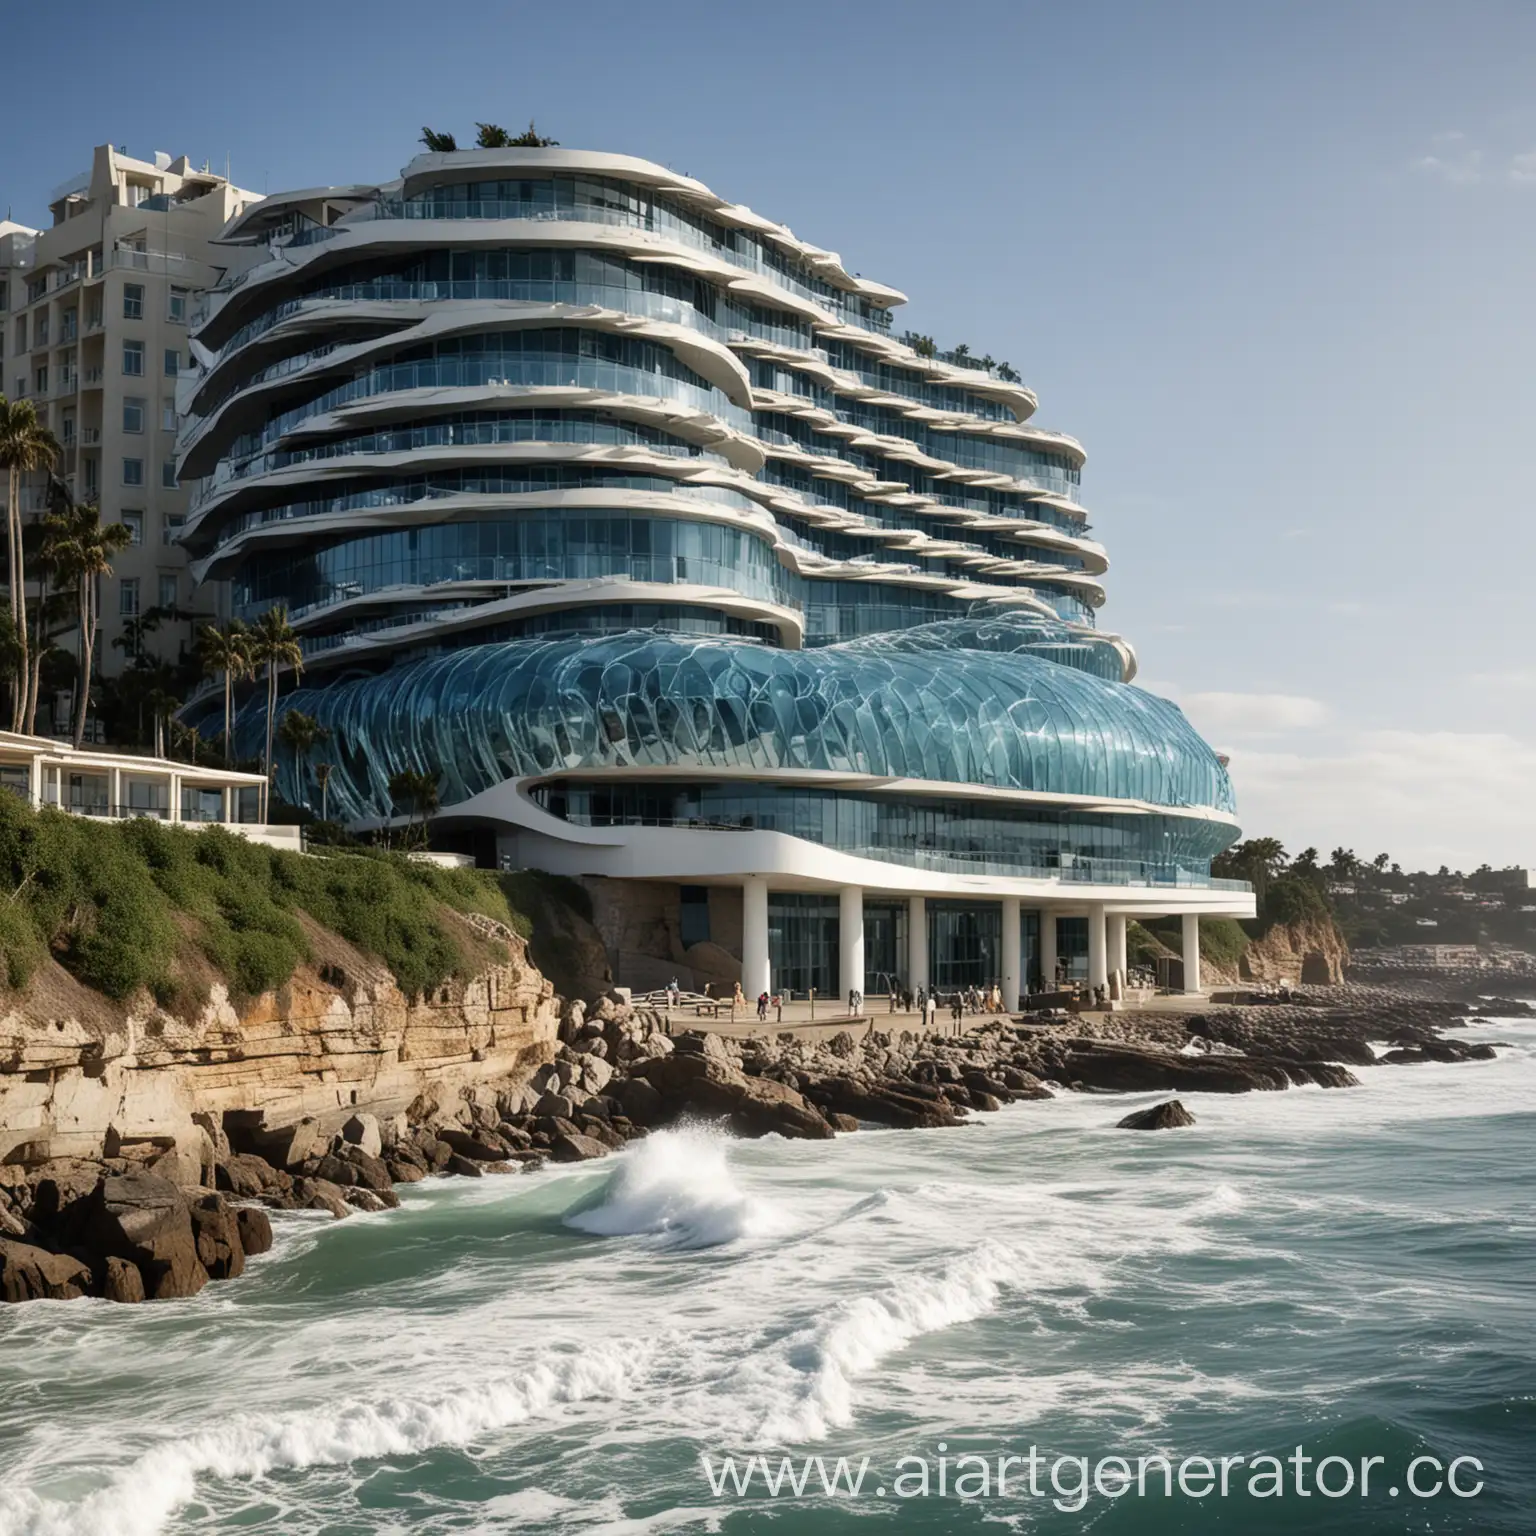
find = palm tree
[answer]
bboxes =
[46,500,132,748]
[0,608,23,723]
[388,767,440,848]
[475,123,512,148]
[314,760,334,822]
[509,121,558,147]
[197,620,253,766]
[249,606,303,819]
[419,127,458,152]
[277,708,330,810]
[0,396,62,731]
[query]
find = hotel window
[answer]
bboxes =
[162,398,176,431]
[121,511,144,545]
[162,513,185,545]
[158,574,177,610]
[34,365,47,395]
[34,312,49,345]
[119,578,140,617]
[167,287,188,324]
[123,283,144,320]
[12,317,24,351]
[123,397,145,433]
[163,349,180,376]
[161,460,177,489]
[123,339,144,376]
[61,413,75,444]
[123,457,144,487]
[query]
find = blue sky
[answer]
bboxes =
[4,0,1531,869]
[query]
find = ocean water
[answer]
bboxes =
[1,1014,1533,1535]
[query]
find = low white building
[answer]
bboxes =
[0,730,299,849]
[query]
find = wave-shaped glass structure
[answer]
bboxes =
[180,148,1253,1002]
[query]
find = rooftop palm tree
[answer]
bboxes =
[249,606,303,819]
[475,123,512,148]
[509,121,558,147]
[45,500,132,748]
[197,619,253,766]
[0,395,62,731]
[419,128,458,152]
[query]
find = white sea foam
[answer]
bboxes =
[748,1238,1074,1443]
[564,1128,790,1249]
[0,1341,647,1536]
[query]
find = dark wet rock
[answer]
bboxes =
[1117,1100,1197,1131]
[190,1195,246,1280]
[216,1153,292,1200]
[79,1172,208,1300]
[288,1177,351,1219]
[635,1052,834,1139]
[234,1206,273,1257]
[100,1255,146,1304]
[334,1146,395,1193]
[0,1238,93,1302]
[607,1076,665,1127]
[445,1153,486,1178]
[344,1187,397,1212]
[551,1132,610,1162]
[802,1075,963,1130]
[436,1126,512,1163]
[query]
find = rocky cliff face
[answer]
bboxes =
[0,912,560,1178]
[1236,915,1350,986]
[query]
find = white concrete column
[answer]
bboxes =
[839,885,865,1007]
[742,877,771,999]
[1108,913,1128,979]
[1039,909,1057,992]
[1182,912,1202,994]
[1001,896,1021,1012]
[110,766,121,815]
[28,754,43,809]
[1087,903,1109,991]
[907,895,928,992]
[169,773,181,823]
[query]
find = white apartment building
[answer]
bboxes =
[0,145,258,730]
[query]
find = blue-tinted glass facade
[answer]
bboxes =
[183,149,1241,882]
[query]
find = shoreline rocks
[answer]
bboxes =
[0,975,1521,1306]
[1118,1100,1196,1131]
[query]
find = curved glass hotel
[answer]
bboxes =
[178,147,1253,1004]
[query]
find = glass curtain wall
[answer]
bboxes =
[929,901,1002,993]
[863,900,908,996]
[768,894,838,999]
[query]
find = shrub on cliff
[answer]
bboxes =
[0,794,529,1004]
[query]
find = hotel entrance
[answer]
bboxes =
[863,899,908,995]
[768,894,837,998]
[928,901,1001,992]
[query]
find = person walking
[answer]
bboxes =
[924,991,937,1030]
[757,990,770,1022]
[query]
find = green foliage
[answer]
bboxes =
[1260,872,1329,930]
[1197,916,1250,967]
[0,794,531,1004]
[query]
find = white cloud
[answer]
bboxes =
[1509,148,1536,183]
[1225,731,1536,870]
[1144,685,1331,738]
[1414,149,1484,185]
[1468,668,1536,690]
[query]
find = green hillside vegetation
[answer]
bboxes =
[0,792,530,1006]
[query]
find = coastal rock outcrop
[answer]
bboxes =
[1117,1100,1196,1130]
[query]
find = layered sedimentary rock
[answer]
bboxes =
[0,916,559,1173]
